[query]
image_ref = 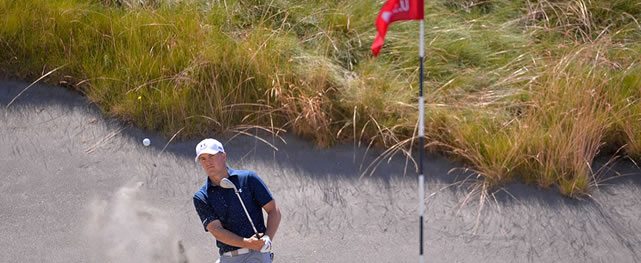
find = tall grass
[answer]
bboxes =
[1,0,640,196]
[521,45,615,196]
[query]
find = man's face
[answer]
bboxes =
[198,153,227,183]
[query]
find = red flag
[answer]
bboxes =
[371,0,424,56]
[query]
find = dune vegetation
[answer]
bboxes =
[1,0,640,197]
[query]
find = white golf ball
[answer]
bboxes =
[143,138,151,146]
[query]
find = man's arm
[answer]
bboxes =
[206,220,265,251]
[262,199,281,240]
[245,172,280,240]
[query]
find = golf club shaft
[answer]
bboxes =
[234,191,259,236]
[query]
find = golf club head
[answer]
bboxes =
[219,178,237,190]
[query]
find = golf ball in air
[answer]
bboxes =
[143,138,151,146]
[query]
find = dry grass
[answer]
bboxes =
[1,0,640,197]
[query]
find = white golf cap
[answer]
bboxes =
[195,138,225,162]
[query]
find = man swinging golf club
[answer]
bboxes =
[193,138,281,262]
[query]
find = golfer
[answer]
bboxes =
[193,138,281,262]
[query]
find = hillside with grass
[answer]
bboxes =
[1,0,640,197]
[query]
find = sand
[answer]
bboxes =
[1,80,641,262]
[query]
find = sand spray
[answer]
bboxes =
[85,182,189,263]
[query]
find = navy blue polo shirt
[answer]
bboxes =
[193,167,273,254]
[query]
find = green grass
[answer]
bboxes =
[1,0,640,197]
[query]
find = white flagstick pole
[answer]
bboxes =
[418,18,426,263]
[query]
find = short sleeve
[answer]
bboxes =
[248,173,274,207]
[193,195,219,232]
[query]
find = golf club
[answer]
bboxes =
[219,178,260,238]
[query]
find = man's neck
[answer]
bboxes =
[208,172,229,186]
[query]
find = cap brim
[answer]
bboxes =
[194,149,223,163]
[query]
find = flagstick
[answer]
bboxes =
[418,18,426,263]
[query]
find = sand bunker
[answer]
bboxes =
[2,80,641,262]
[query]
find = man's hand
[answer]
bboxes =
[243,235,265,251]
[260,235,272,253]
